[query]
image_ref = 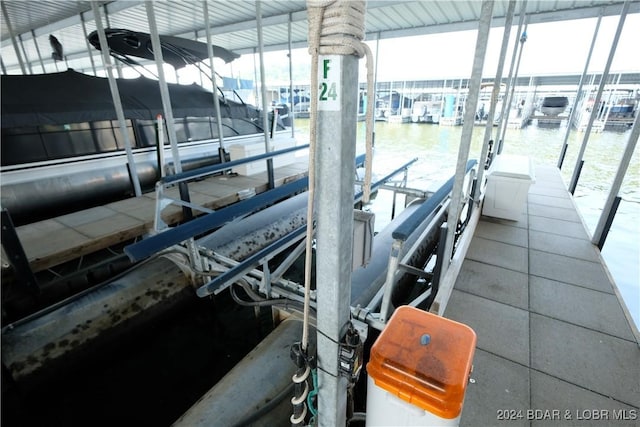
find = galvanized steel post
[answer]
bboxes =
[288,13,296,137]
[499,21,528,153]
[441,0,494,280]
[592,111,639,248]
[79,12,97,76]
[256,1,276,189]
[146,1,193,219]
[496,0,527,153]
[557,12,602,170]
[203,0,227,162]
[1,2,27,74]
[145,1,183,175]
[30,29,46,74]
[315,53,358,427]
[476,0,516,200]
[17,34,33,74]
[102,4,123,79]
[91,2,142,197]
[569,0,630,195]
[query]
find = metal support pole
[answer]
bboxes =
[315,53,358,427]
[1,2,27,74]
[476,0,516,200]
[80,12,98,76]
[441,0,493,277]
[288,13,296,137]
[196,32,204,87]
[31,29,46,73]
[558,13,601,169]
[372,32,380,142]
[103,4,123,79]
[499,22,527,153]
[145,1,192,218]
[203,0,227,163]
[592,111,639,248]
[568,0,630,194]
[91,2,142,197]
[496,0,526,153]
[145,2,181,175]
[18,34,33,74]
[256,1,275,189]
[252,47,259,105]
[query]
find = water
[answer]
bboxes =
[294,118,640,329]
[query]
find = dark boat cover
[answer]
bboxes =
[87,29,240,68]
[1,69,257,128]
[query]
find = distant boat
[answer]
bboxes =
[608,98,636,119]
[540,96,569,116]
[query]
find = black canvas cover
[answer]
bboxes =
[87,29,240,68]
[1,69,258,128]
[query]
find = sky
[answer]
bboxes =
[193,13,640,87]
[369,13,640,81]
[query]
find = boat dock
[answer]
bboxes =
[1,160,308,275]
[444,164,639,426]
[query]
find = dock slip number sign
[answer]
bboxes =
[318,55,341,111]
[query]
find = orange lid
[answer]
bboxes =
[367,306,476,419]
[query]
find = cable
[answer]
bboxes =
[307,367,319,416]
[229,280,314,314]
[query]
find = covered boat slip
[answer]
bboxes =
[445,164,640,426]
[0,158,309,274]
[171,164,640,426]
[2,1,639,426]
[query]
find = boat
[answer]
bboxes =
[608,97,637,119]
[411,99,442,124]
[375,91,412,122]
[0,31,289,226]
[540,95,569,116]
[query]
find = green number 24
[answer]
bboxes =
[319,82,338,101]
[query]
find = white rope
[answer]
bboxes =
[301,0,374,351]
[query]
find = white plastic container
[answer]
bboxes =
[482,154,536,220]
[366,306,477,427]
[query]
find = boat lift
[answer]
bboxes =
[171,155,479,427]
[124,150,420,301]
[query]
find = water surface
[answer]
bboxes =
[295,118,639,329]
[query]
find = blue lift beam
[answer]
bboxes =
[125,151,368,262]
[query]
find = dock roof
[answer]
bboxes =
[2,1,638,75]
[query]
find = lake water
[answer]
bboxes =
[294,118,639,329]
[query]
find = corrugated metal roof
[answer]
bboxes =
[1,0,638,74]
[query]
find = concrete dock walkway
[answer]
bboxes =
[445,165,639,426]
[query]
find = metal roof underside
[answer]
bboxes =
[1,1,639,75]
